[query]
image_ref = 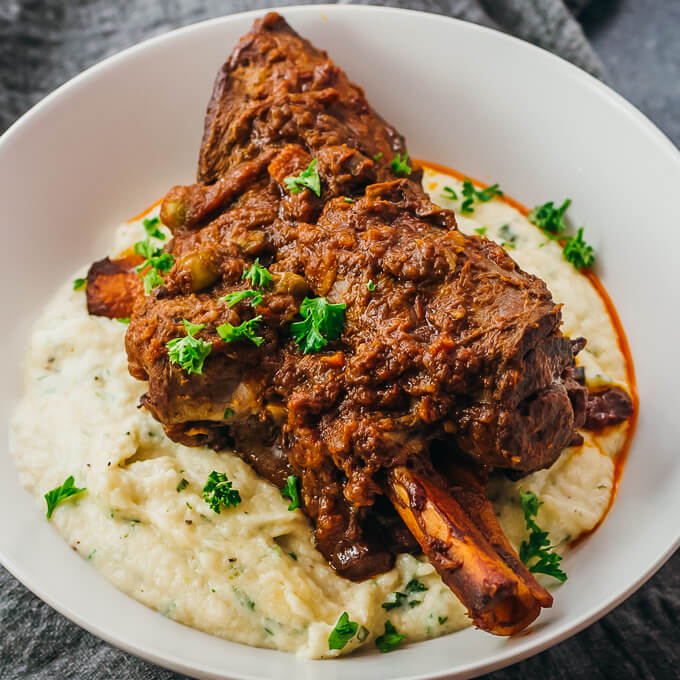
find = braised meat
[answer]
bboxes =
[89,13,597,634]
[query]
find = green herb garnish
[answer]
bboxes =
[143,215,165,239]
[528,199,571,236]
[438,616,448,625]
[220,289,263,308]
[223,408,234,419]
[375,620,404,653]
[382,592,407,611]
[166,320,212,375]
[176,478,189,492]
[519,491,567,582]
[284,159,321,197]
[216,316,264,347]
[441,186,458,200]
[343,197,354,203]
[73,277,86,291]
[328,611,358,650]
[372,153,383,161]
[281,475,301,511]
[390,152,412,176]
[290,297,346,354]
[116,317,130,324]
[44,476,87,519]
[202,471,241,513]
[366,280,376,291]
[474,226,487,236]
[562,227,595,269]
[460,178,502,214]
[242,258,273,289]
[405,579,427,593]
[134,237,175,294]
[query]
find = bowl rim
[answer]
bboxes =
[1,5,678,680]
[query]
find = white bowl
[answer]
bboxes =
[1,5,678,679]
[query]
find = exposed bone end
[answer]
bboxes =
[386,465,552,636]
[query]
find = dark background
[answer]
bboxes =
[1,1,678,679]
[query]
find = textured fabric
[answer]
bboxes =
[1,2,677,679]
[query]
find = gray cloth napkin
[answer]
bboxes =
[1,2,677,679]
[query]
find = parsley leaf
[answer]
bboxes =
[461,178,502,214]
[166,319,212,375]
[382,592,407,610]
[242,258,273,289]
[284,159,321,197]
[474,226,488,236]
[366,280,376,291]
[134,237,175,294]
[438,616,448,625]
[223,408,234,419]
[44,475,87,519]
[375,620,405,653]
[116,317,130,324]
[281,475,301,511]
[405,579,427,593]
[202,471,241,513]
[328,611,358,650]
[143,215,165,240]
[441,186,458,200]
[216,315,264,347]
[176,478,189,492]
[372,152,383,161]
[562,227,595,269]
[290,297,346,354]
[528,199,571,236]
[519,491,567,582]
[220,289,263,308]
[390,151,412,176]
[498,223,516,244]
[73,277,86,291]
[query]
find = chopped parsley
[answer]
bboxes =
[44,475,86,519]
[498,223,516,244]
[372,152,383,161]
[519,491,567,582]
[461,178,503,214]
[529,199,595,269]
[343,197,354,203]
[116,317,130,324]
[242,258,273,289]
[284,159,321,197]
[142,215,165,239]
[73,277,86,291]
[474,226,488,236]
[176,478,189,492]
[166,320,212,375]
[438,616,448,625]
[290,297,346,354]
[281,475,301,511]
[563,227,595,269]
[220,289,263,308]
[405,579,427,593]
[366,280,376,291]
[216,316,264,347]
[441,186,458,200]
[375,620,404,653]
[223,408,234,419]
[390,151,412,176]
[134,237,175,294]
[328,611,358,650]
[529,199,571,236]
[202,471,241,513]
[382,592,407,610]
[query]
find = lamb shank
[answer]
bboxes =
[88,13,591,635]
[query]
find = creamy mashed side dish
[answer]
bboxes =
[10,167,633,658]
